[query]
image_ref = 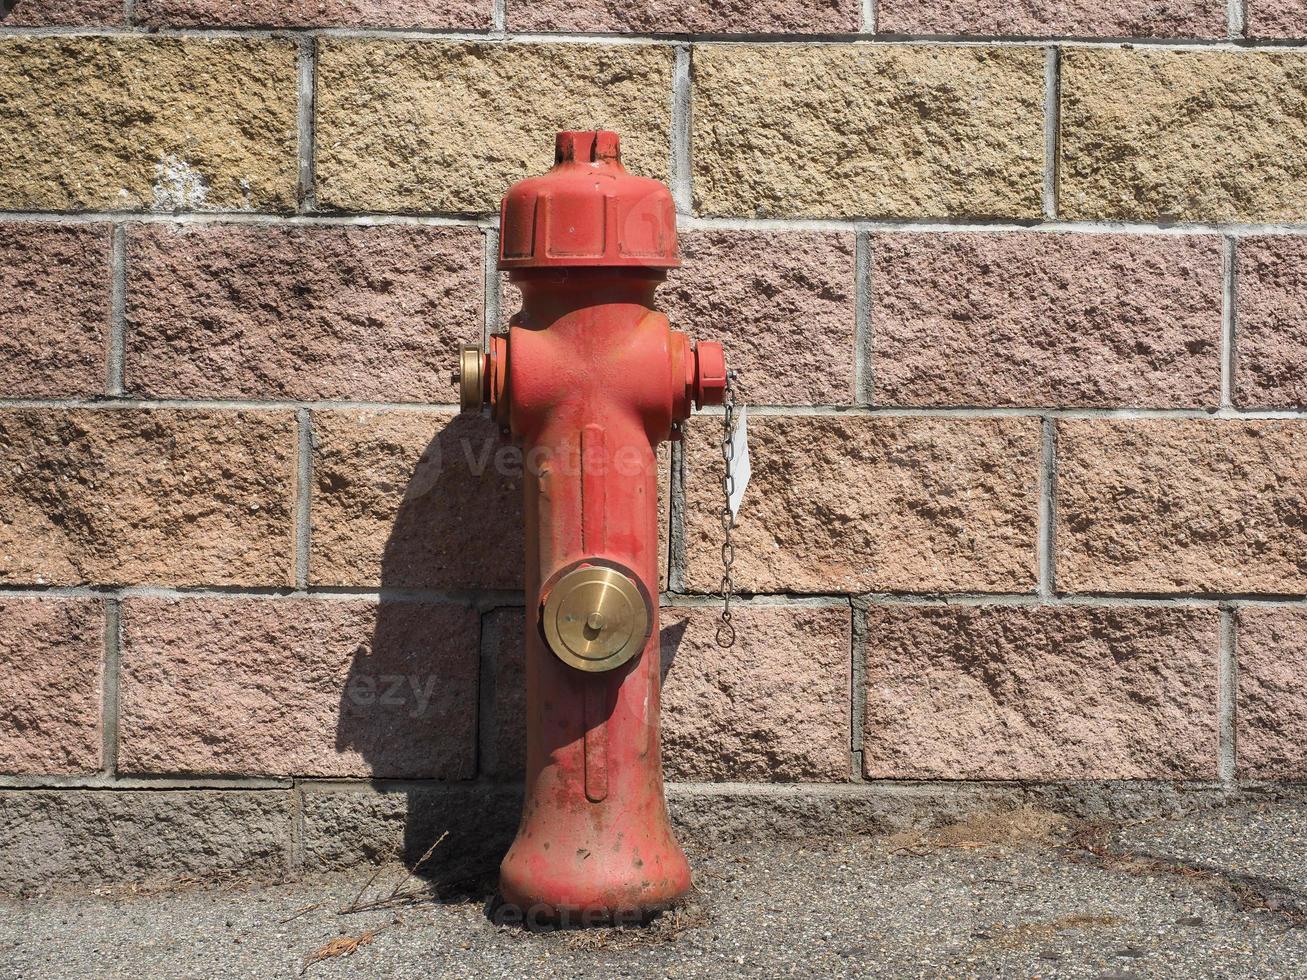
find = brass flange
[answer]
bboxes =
[541,564,651,673]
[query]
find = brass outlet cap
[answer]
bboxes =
[541,565,651,673]
[459,345,484,413]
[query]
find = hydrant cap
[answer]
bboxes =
[498,131,681,271]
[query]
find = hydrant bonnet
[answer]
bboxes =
[498,131,681,270]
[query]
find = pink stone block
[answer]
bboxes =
[661,231,857,406]
[135,0,491,28]
[508,0,860,33]
[660,604,851,781]
[310,410,526,591]
[1237,607,1307,779]
[1,0,124,25]
[1057,419,1307,595]
[0,598,103,775]
[1236,236,1307,408]
[127,224,484,403]
[1247,0,1307,37]
[863,604,1218,780]
[119,597,480,779]
[0,223,110,399]
[874,233,1222,408]
[681,414,1040,594]
[877,0,1225,38]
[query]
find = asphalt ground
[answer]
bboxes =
[3,802,1304,979]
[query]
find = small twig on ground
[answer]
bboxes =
[280,902,325,924]
[337,831,450,915]
[341,863,390,915]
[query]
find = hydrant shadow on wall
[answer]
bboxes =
[460,130,727,924]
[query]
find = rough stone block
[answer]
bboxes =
[681,415,1041,593]
[507,0,859,32]
[1235,236,1307,409]
[1060,49,1307,222]
[315,41,673,214]
[1057,419,1307,594]
[0,0,124,25]
[0,223,110,399]
[660,603,851,781]
[873,232,1222,408]
[0,409,296,587]
[119,597,479,779]
[863,604,1219,779]
[876,0,1225,37]
[126,224,484,402]
[0,598,103,775]
[1247,0,1307,37]
[1237,607,1307,779]
[310,411,524,590]
[0,37,298,212]
[693,45,1045,219]
[135,0,491,28]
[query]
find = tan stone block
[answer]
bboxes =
[119,597,479,778]
[315,41,674,214]
[681,415,1040,594]
[0,37,298,212]
[0,409,296,586]
[693,45,1045,219]
[1060,49,1307,222]
[1057,419,1307,594]
[863,604,1218,780]
[0,597,103,775]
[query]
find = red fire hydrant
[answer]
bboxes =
[458,130,726,923]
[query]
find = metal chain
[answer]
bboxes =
[716,371,739,648]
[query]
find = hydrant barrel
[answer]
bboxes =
[463,131,726,924]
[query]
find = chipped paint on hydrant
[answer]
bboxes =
[458,131,727,924]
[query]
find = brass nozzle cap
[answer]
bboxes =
[458,346,485,413]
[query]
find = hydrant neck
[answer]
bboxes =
[509,268,665,326]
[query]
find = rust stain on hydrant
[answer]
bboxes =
[458,130,726,924]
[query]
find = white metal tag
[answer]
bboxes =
[728,405,751,519]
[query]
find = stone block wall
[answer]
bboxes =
[2,0,1305,887]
